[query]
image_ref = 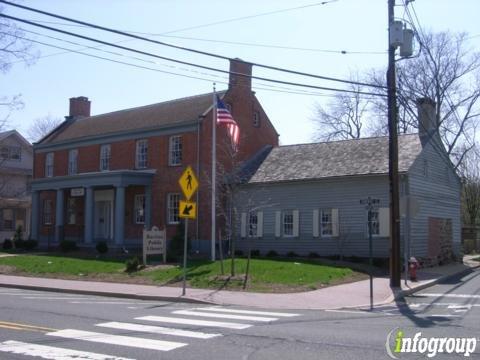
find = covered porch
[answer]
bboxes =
[31,170,155,247]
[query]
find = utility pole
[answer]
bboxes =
[387,0,401,287]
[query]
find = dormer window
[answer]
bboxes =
[253,111,261,127]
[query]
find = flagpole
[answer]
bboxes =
[211,84,216,261]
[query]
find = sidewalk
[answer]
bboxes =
[0,256,478,310]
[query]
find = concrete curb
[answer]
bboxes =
[394,263,480,301]
[0,282,215,305]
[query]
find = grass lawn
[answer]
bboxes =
[0,253,366,293]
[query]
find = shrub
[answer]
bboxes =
[308,252,320,258]
[23,239,38,251]
[250,249,260,257]
[95,241,109,254]
[234,249,244,257]
[13,226,24,249]
[286,251,298,258]
[266,250,278,258]
[2,239,13,250]
[125,256,141,273]
[60,240,78,252]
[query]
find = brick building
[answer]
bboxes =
[31,59,279,253]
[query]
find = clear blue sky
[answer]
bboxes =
[2,0,479,144]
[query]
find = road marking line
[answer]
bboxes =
[325,309,390,315]
[47,329,187,352]
[70,301,142,305]
[97,321,222,339]
[173,310,277,322]
[0,321,57,332]
[195,307,300,317]
[448,305,472,310]
[22,297,89,300]
[420,293,480,299]
[137,315,251,329]
[426,314,462,318]
[0,340,134,360]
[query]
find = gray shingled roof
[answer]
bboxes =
[249,134,422,183]
[46,92,225,143]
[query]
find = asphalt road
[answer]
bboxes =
[0,269,479,360]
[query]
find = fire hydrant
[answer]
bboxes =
[408,257,419,281]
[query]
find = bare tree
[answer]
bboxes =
[312,72,374,141]
[0,3,38,128]
[369,31,480,168]
[27,115,62,142]
[457,145,480,226]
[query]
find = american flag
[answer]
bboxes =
[216,96,240,151]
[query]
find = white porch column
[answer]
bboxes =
[114,185,125,245]
[31,190,39,241]
[55,189,64,243]
[84,186,94,244]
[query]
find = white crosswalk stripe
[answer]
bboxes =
[97,321,222,339]
[137,315,252,329]
[0,340,134,360]
[0,306,301,358]
[196,306,300,317]
[47,329,188,352]
[172,309,278,322]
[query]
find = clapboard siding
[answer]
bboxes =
[235,176,394,257]
[407,140,461,257]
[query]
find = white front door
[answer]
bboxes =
[95,201,112,239]
[94,190,114,240]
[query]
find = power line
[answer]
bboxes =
[19,34,380,100]
[0,13,386,97]
[21,19,386,56]
[0,0,386,90]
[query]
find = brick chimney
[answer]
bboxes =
[229,58,252,92]
[69,96,91,118]
[417,98,438,146]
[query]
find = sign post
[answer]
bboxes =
[178,166,199,296]
[360,197,380,310]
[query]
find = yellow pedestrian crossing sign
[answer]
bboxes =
[178,166,199,200]
[179,200,196,219]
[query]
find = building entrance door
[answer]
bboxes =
[94,201,112,240]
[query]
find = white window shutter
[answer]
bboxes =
[312,209,319,238]
[240,212,247,238]
[379,207,390,237]
[332,208,339,237]
[275,211,281,237]
[293,210,299,237]
[257,211,263,237]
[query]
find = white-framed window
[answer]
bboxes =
[2,209,14,231]
[67,198,76,225]
[253,111,260,127]
[135,139,148,169]
[68,149,78,175]
[321,209,333,237]
[248,212,258,237]
[134,194,145,224]
[45,152,54,177]
[100,144,111,171]
[169,135,182,166]
[368,208,380,236]
[167,193,180,224]
[43,200,53,225]
[283,210,294,237]
[0,146,21,161]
